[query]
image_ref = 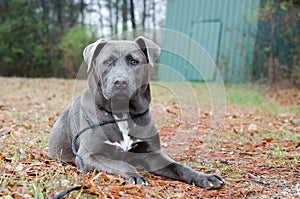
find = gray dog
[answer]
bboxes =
[48,36,225,189]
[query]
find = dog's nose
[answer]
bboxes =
[114,78,128,88]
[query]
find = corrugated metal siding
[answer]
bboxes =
[159,0,260,83]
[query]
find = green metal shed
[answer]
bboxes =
[158,0,261,83]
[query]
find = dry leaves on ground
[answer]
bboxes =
[0,77,299,198]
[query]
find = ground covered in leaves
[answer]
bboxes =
[0,77,299,198]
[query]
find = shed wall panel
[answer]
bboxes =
[159,0,260,83]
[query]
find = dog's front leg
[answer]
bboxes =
[143,151,225,189]
[76,147,149,185]
[151,162,224,189]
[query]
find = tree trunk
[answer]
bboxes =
[152,0,156,28]
[152,0,156,41]
[107,0,114,35]
[55,0,63,33]
[115,0,120,35]
[130,0,136,30]
[97,0,104,36]
[142,0,146,29]
[68,0,78,27]
[79,0,85,27]
[39,0,49,34]
[122,0,128,33]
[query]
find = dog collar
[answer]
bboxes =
[97,107,150,121]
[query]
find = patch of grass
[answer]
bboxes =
[231,172,244,179]
[151,82,294,115]
[190,82,212,104]
[218,165,232,174]
[225,84,294,114]
[150,82,208,104]
[226,84,262,107]
[292,108,300,116]
[271,145,287,158]
[260,128,299,147]
[293,157,300,163]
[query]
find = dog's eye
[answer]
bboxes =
[104,60,113,66]
[130,59,139,66]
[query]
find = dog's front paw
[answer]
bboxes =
[128,175,150,185]
[192,174,225,189]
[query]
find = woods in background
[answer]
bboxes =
[0,0,299,88]
[0,0,166,77]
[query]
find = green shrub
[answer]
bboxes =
[59,26,97,78]
[291,64,300,88]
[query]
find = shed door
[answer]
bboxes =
[190,20,221,81]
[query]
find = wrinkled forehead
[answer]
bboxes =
[98,41,144,60]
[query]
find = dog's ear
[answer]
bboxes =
[134,36,160,67]
[83,39,107,73]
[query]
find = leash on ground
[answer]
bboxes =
[52,108,149,199]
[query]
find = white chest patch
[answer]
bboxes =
[104,113,135,151]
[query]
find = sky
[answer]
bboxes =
[84,0,167,37]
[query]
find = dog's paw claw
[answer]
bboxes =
[128,176,149,186]
[206,174,225,189]
[192,174,225,189]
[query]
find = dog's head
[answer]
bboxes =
[83,36,160,114]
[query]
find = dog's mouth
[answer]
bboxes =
[111,89,131,101]
[102,85,135,102]
[109,89,136,113]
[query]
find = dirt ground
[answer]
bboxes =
[0,77,299,198]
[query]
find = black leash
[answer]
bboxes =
[52,185,87,199]
[52,108,149,199]
[73,108,130,182]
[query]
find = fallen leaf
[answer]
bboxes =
[0,105,8,111]
[111,185,139,192]
[296,137,300,148]
[99,172,111,181]
[0,128,11,136]
[12,193,27,199]
[262,137,274,142]
[248,124,258,132]
[165,108,178,116]
[84,180,98,195]
[29,153,34,159]
[173,123,181,128]
[0,152,6,160]
[233,128,238,134]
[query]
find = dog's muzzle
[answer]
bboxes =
[103,75,136,101]
[114,76,129,89]
[112,77,130,100]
